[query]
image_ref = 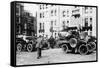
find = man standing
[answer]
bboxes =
[36,36,43,59]
[48,36,55,48]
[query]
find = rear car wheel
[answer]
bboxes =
[88,42,96,52]
[78,44,88,55]
[61,44,68,53]
[17,43,22,52]
[27,43,33,52]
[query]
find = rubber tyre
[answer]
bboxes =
[17,43,22,52]
[78,44,88,55]
[88,42,96,52]
[27,43,33,52]
[61,44,68,53]
[69,38,77,48]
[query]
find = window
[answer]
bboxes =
[62,21,66,29]
[55,10,57,16]
[51,10,53,16]
[43,22,44,30]
[85,7,88,10]
[67,21,69,23]
[90,7,92,10]
[55,20,56,25]
[63,11,65,17]
[90,7,92,13]
[67,10,69,13]
[85,18,88,27]
[46,4,48,9]
[51,21,53,26]
[40,5,42,9]
[40,13,42,18]
[16,16,19,23]
[24,23,27,29]
[90,18,92,22]
[40,23,42,30]
[43,4,44,9]
[43,12,44,18]
[85,7,88,13]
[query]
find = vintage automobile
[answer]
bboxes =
[16,36,28,52]
[26,36,50,52]
[56,31,97,55]
[26,36,37,52]
[16,35,37,52]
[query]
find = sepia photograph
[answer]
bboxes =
[14,2,97,66]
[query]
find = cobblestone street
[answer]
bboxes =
[16,48,96,65]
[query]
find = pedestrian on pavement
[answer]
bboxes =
[48,36,55,48]
[36,35,43,59]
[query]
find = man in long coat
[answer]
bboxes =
[36,36,43,59]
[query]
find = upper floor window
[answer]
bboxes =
[90,17,92,22]
[43,12,44,18]
[85,18,88,27]
[51,21,53,27]
[55,10,57,16]
[55,20,56,25]
[67,21,69,23]
[46,4,48,9]
[85,7,88,10]
[51,10,53,16]
[40,5,42,9]
[90,7,92,13]
[85,7,88,13]
[63,11,66,17]
[39,23,42,30]
[40,13,42,18]
[67,10,69,13]
[43,22,44,30]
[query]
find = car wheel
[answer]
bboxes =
[88,42,96,52]
[27,43,33,52]
[17,43,22,52]
[78,44,88,55]
[61,44,68,53]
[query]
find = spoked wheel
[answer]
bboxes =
[27,43,33,52]
[79,44,88,55]
[88,42,96,52]
[17,43,22,52]
[61,44,68,53]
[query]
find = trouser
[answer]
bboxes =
[37,48,41,58]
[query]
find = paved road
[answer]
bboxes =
[16,48,96,65]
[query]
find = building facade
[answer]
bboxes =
[37,4,60,38]
[16,3,37,36]
[37,4,96,38]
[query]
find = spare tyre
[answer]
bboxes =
[69,38,77,48]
